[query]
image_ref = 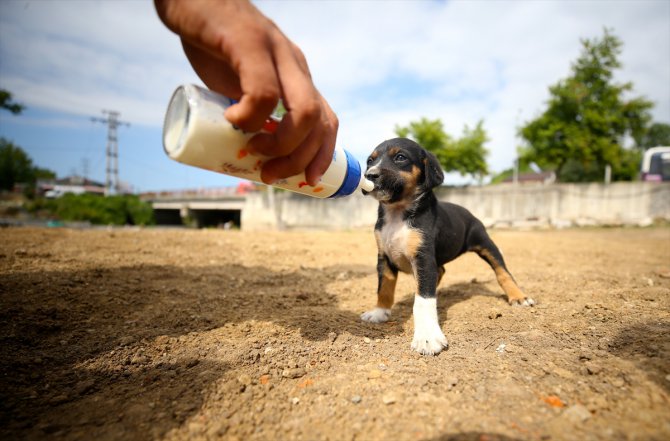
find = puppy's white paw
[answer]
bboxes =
[411,324,449,355]
[361,307,391,323]
[510,296,536,307]
[522,297,536,306]
[411,296,448,356]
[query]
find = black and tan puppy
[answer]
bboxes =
[361,138,534,355]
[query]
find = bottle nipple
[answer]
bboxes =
[361,178,374,192]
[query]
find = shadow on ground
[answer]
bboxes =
[392,280,510,325]
[0,262,382,439]
[0,262,511,440]
[608,320,670,392]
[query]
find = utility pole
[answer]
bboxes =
[91,110,130,195]
[82,158,90,180]
[604,164,612,184]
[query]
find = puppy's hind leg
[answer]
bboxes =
[468,227,535,306]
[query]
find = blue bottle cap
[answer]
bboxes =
[330,149,362,198]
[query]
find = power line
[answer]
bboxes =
[91,110,130,195]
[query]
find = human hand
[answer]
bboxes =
[155,0,338,185]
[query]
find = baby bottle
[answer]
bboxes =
[162,84,374,198]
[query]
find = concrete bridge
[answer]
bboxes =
[143,188,247,228]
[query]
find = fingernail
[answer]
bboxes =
[307,175,322,187]
[224,107,240,125]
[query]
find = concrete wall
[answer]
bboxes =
[242,189,377,230]
[241,182,670,230]
[436,182,670,227]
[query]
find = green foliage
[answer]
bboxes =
[0,138,57,197]
[394,118,489,178]
[0,89,24,114]
[614,147,643,181]
[33,167,56,181]
[273,100,287,119]
[450,122,489,178]
[122,195,155,225]
[0,138,35,191]
[519,29,653,182]
[639,122,670,148]
[558,158,607,183]
[29,194,155,226]
[0,138,55,194]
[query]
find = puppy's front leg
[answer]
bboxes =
[411,257,449,355]
[361,255,397,323]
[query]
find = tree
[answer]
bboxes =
[0,139,36,191]
[519,29,653,182]
[639,122,670,148]
[395,117,489,179]
[0,91,55,194]
[0,139,55,192]
[0,89,24,115]
[0,91,55,193]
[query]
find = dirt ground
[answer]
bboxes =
[1,226,669,441]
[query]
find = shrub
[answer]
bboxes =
[29,194,155,226]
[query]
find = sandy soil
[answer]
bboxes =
[1,226,669,441]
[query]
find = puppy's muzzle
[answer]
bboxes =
[365,166,381,184]
[362,167,380,196]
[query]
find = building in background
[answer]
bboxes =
[38,176,105,198]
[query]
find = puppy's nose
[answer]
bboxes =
[365,171,380,182]
[365,167,380,182]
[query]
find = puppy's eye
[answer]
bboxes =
[367,157,374,165]
[394,153,407,162]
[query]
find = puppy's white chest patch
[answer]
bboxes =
[379,213,421,274]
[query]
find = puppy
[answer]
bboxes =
[361,138,534,355]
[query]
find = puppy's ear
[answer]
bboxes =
[420,149,444,190]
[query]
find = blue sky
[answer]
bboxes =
[0,0,668,192]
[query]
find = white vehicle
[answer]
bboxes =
[640,146,670,182]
